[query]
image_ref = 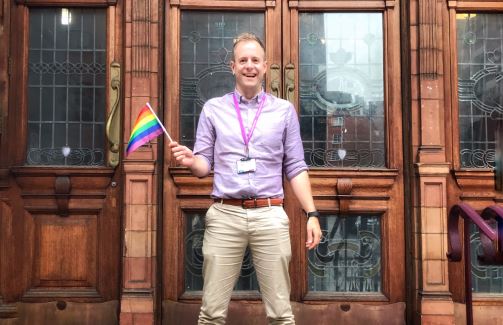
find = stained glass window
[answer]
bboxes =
[179,11,264,149]
[299,13,385,168]
[27,8,106,166]
[308,214,382,293]
[457,13,503,168]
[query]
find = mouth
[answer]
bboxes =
[243,73,257,78]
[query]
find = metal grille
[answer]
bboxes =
[457,13,503,168]
[184,212,258,292]
[27,8,106,166]
[299,13,386,168]
[308,214,382,292]
[179,11,264,149]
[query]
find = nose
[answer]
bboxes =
[244,59,253,68]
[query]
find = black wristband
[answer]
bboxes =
[305,210,320,220]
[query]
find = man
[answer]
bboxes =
[170,33,322,325]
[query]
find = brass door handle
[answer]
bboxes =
[270,63,281,98]
[284,63,295,104]
[106,62,121,168]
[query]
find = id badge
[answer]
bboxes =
[236,157,256,174]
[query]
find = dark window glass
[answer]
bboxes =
[457,13,503,168]
[308,214,382,293]
[27,8,106,166]
[299,13,385,168]
[179,11,264,149]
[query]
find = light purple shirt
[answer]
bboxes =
[193,90,308,199]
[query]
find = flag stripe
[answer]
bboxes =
[126,126,163,155]
[130,111,157,136]
[125,105,165,156]
[129,118,160,141]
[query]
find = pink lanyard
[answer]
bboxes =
[232,92,267,155]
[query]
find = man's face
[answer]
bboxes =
[230,40,267,96]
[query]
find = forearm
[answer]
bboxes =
[289,170,316,213]
[189,155,211,178]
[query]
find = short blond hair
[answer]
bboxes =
[232,33,265,60]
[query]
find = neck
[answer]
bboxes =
[237,86,261,100]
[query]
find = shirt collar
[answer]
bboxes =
[234,89,264,104]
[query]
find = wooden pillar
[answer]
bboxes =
[411,0,455,323]
[121,0,161,323]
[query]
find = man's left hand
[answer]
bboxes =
[305,217,322,250]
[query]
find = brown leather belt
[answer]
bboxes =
[214,198,283,209]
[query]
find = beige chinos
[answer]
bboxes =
[198,203,295,325]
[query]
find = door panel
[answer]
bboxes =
[164,0,405,322]
[1,4,122,323]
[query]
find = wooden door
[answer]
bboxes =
[163,0,405,323]
[0,2,123,324]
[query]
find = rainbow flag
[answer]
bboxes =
[126,104,164,156]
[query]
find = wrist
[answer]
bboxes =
[304,210,320,220]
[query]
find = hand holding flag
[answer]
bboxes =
[126,103,172,156]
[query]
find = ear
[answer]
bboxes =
[230,60,236,75]
[263,60,268,74]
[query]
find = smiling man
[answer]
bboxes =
[170,33,322,325]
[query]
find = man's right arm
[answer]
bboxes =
[169,141,211,178]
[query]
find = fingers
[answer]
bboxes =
[169,141,193,163]
[306,219,322,250]
[305,228,313,248]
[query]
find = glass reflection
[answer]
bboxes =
[457,13,503,168]
[299,13,385,168]
[27,8,106,166]
[179,12,264,149]
[308,214,382,292]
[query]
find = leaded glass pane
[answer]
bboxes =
[179,11,264,149]
[185,212,258,292]
[299,13,385,168]
[470,223,503,293]
[27,8,106,166]
[457,13,503,168]
[308,214,382,292]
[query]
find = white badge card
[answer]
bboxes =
[237,158,256,174]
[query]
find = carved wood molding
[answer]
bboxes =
[22,288,102,300]
[454,170,495,191]
[448,1,503,10]
[170,0,269,9]
[132,0,151,77]
[309,169,398,197]
[171,168,398,200]
[169,167,214,198]
[0,303,18,319]
[419,0,440,79]
[336,178,353,213]
[15,0,116,5]
[288,0,387,9]
[11,167,114,214]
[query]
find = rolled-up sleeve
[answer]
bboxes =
[193,106,215,170]
[282,104,308,180]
